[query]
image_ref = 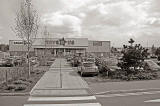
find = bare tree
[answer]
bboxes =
[13,0,38,78]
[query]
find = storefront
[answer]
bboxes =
[33,38,88,57]
[9,37,110,58]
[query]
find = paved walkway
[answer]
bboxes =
[24,58,101,106]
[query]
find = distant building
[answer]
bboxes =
[0,51,10,60]
[9,38,111,58]
[9,40,34,56]
[87,40,110,57]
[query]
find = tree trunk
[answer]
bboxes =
[28,51,31,78]
[27,40,31,78]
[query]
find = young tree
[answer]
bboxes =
[118,38,148,75]
[13,0,38,78]
[128,38,135,46]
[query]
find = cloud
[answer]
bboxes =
[83,1,148,27]
[41,12,82,36]
[38,0,160,46]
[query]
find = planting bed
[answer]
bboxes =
[0,66,48,93]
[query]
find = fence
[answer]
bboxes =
[0,67,28,84]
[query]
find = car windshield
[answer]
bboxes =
[83,62,95,67]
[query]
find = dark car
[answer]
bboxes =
[71,56,81,67]
[3,58,14,67]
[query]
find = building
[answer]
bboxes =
[9,40,34,56]
[9,38,110,58]
[87,40,110,57]
[0,51,10,60]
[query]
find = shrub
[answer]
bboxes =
[13,80,24,85]
[27,79,33,83]
[15,85,26,91]
[5,84,16,90]
[31,71,35,74]
[19,77,27,81]
[13,80,30,85]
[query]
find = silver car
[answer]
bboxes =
[78,62,98,76]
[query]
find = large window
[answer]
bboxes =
[93,41,102,46]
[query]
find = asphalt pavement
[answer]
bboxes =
[97,92,160,106]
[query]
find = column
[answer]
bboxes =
[54,49,56,57]
[64,48,66,56]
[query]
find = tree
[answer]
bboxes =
[118,38,149,75]
[13,0,38,78]
[128,38,135,46]
[0,44,9,52]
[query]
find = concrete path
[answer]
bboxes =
[24,58,101,106]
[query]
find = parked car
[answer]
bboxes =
[30,57,38,65]
[66,55,73,62]
[77,61,99,76]
[71,56,81,67]
[3,58,14,67]
[86,57,95,63]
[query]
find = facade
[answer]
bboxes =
[9,38,110,58]
[9,40,34,56]
[87,40,110,57]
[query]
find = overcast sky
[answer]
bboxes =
[0,0,160,47]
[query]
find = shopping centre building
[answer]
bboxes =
[9,38,111,58]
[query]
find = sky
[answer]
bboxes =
[0,0,160,47]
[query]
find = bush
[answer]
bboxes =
[5,84,16,90]
[27,79,33,83]
[13,80,30,85]
[19,77,27,81]
[15,85,26,91]
[13,80,24,85]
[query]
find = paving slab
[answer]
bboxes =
[26,58,101,106]
[31,89,89,96]
[31,71,61,91]
[24,103,101,106]
[62,72,88,89]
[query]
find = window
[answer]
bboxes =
[93,41,102,46]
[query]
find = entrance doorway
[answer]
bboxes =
[57,49,64,57]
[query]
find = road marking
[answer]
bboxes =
[95,88,160,95]
[144,99,160,103]
[24,103,102,106]
[28,96,96,101]
[96,91,160,98]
